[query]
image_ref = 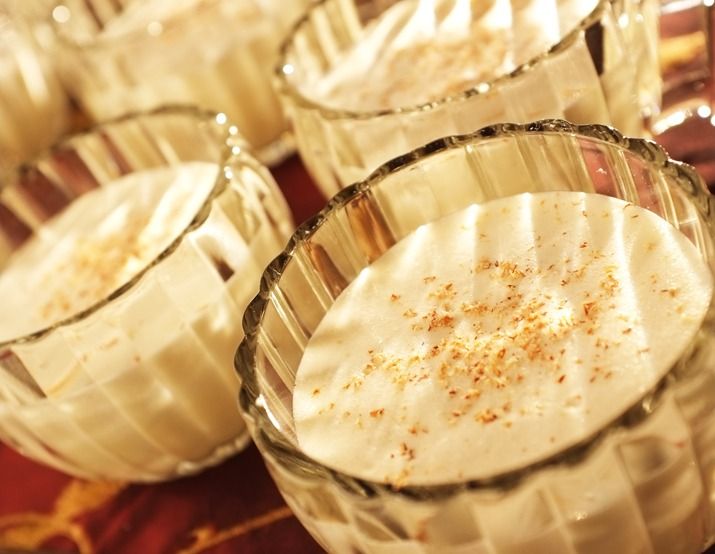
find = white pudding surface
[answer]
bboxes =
[294,191,713,485]
[0,161,218,342]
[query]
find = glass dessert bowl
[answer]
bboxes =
[237,120,715,553]
[276,0,662,197]
[0,106,294,481]
[49,0,311,166]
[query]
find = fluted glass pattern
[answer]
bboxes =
[237,120,715,554]
[0,107,293,481]
[51,0,311,166]
[277,0,661,196]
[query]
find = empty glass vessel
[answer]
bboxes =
[237,119,715,553]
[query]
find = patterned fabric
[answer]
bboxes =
[0,442,322,553]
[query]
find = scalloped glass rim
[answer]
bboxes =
[0,104,247,349]
[275,0,612,120]
[236,118,715,500]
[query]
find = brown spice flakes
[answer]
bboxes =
[342,374,364,390]
[370,408,385,418]
[464,388,481,400]
[390,293,400,302]
[311,388,321,396]
[461,301,489,315]
[427,311,455,331]
[408,422,428,435]
[477,409,498,424]
[600,272,619,296]
[423,276,437,283]
[499,261,525,279]
[429,282,457,301]
[399,442,416,460]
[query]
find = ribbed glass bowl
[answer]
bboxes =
[50,0,311,166]
[0,106,293,481]
[276,0,660,197]
[237,120,715,553]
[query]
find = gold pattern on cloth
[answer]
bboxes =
[0,479,125,553]
[0,476,297,553]
[177,506,295,554]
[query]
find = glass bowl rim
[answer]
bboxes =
[0,104,251,351]
[275,0,612,121]
[236,118,714,500]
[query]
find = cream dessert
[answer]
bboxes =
[293,191,713,486]
[0,161,217,340]
[285,0,661,196]
[304,0,600,112]
[56,0,309,163]
[0,160,280,479]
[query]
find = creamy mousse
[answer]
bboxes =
[0,161,217,340]
[304,0,598,112]
[293,191,713,486]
